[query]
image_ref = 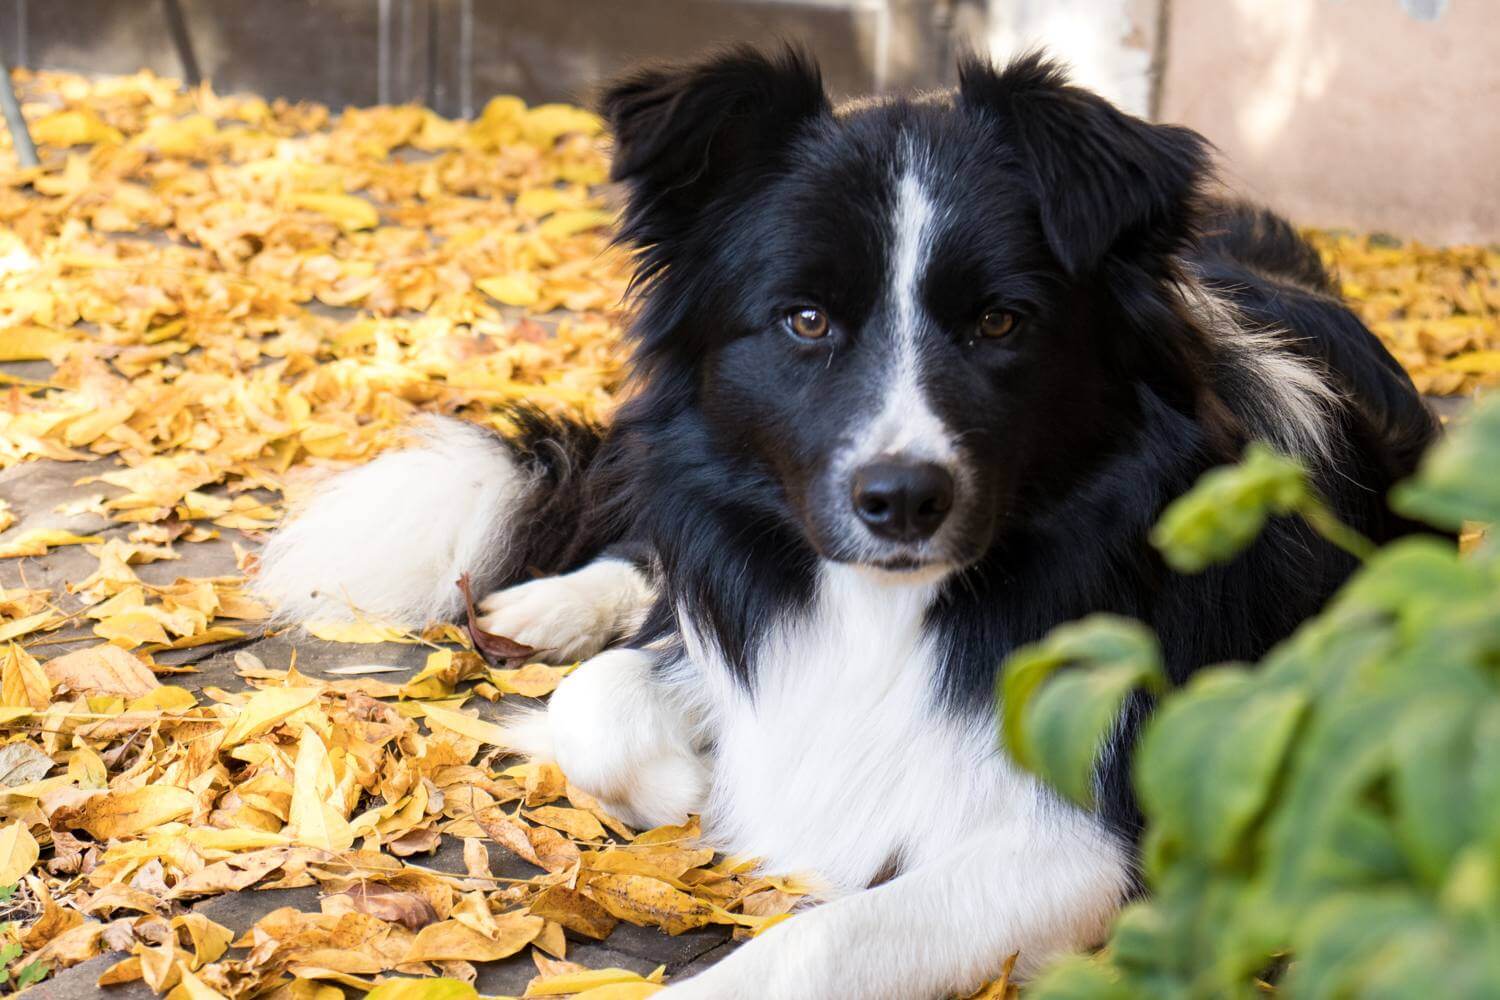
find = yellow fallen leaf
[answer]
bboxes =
[62,784,196,839]
[173,912,235,966]
[1443,350,1500,374]
[306,620,413,644]
[571,984,665,1000]
[288,192,380,232]
[219,685,322,747]
[149,626,248,651]
[526,885,617,940]
[420,702,511,746]
[363,978,478,1000]
[127,685,198,712]
[476,273,541,307]
[2,642,52,710]
[167,966,229,1000]
[401,914,543,963]
[528,968,663,997]
[0,325,69,361]
[285,725,354,851]
[527,805,607,841]
[515,186,587,217]
[583,874,719,935]
[31,107,124,146]
[0,610,58,643]
[0,529,103,559]
[137,113,220,156]
[43,642,159,697]
[0,820,39,884]
[539,209,614,240]
[521,104,603,146]
[93,611,171,648]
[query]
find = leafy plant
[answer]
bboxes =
[1001,397,1500,998]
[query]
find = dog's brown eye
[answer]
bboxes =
[978,310,1017,339]
[787,308,830,340]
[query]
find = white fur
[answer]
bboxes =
[658,818,1124,998]
[479,558,655,663]
[524,647,710,829]
[841,151,957,473]
[539,560,1129,997]
[1178,273,1342,464]
[253,417,534,626]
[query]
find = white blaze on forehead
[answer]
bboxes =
[849,148,956,465]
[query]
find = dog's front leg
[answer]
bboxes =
[479,555,657,663]
[660,816,1130,1000]
[517,646,711,831]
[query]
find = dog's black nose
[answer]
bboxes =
[851,461,955,542]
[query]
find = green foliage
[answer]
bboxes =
[1001,397,1500,998]
[1001,617,1166,809]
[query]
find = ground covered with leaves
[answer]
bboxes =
[0,69,1495,999]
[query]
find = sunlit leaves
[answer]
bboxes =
[1309,231,1500,396]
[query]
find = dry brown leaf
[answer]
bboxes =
[285,725,354,851]
[527,884,619,940]
[43,643,160,697]
[0,740,54,785]
[2,642,53,709]
[527,806,607,842]
[583,873,719,935]
[402,913,543,963]
[0,820,40,884]
[325,883,439,931]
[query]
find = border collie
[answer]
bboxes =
[255,47,1438,998]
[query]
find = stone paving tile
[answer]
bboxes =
[604,920,732,967]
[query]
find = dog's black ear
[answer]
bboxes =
[958,52,1212,275]
[600,45,829,249]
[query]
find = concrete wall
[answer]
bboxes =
[996,0,1499,244]
[1158,0,1500,245]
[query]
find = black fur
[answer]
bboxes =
[511,48,1440,844]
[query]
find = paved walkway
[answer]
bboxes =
[0,370,735,996]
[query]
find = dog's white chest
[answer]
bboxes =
[687,564,1030,892]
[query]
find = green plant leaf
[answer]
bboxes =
[1392,395,1500,529]
[1136,669,1308,871]
[999,615,1164,807]
[1025,954,1141,1000]
[1150,443,1309,573]
[1388,695,1480,885]
[12,960,47,990]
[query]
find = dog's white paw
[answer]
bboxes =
[546,648,710,830]
[478,558,653,664]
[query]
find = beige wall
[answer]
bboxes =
[1159,0,1500,245]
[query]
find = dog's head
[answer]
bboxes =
[603,47,1212,575]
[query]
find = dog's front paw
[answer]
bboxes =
[478,559,652,663]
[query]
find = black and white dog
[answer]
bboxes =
[256,48,1438,998]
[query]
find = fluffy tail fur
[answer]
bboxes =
[253,408,610,626]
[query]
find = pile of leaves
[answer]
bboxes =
[0,640,803,997]
[1003,395,1500,996]
[0,65,636,677]
[0,69,809,998]
[1309,231,1500,396]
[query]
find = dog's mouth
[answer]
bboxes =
[869,555,936,572]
